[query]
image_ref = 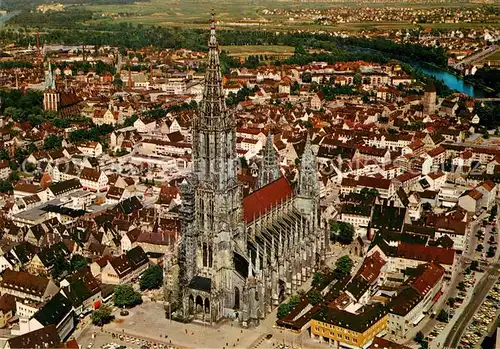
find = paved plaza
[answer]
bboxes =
[77,299,330,349]
[77,248,353,349]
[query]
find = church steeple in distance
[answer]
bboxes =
[258,132,281,189]
[44,59,56,90]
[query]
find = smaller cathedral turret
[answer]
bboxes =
[257,132,280,189]
[298,133,319,198]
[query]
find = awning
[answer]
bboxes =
[433,291,443,303]
[413,313,426,325]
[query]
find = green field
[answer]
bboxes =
[79,0,500,31]
[222,45,295,54]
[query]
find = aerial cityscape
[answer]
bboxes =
[0,0,498,349]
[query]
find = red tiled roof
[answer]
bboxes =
[243,177,293,223]
[405,262,445,296]
[396,242,455,265]
[358,251,386,283]
[427,145,446,157]
[358,175,392,190]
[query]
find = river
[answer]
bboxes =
[417,64,489,98]
[344,44,491,98]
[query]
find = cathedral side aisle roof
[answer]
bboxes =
[242,176,294,223]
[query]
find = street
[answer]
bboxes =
[442,261,499,349]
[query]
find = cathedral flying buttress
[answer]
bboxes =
[174,11,325,328]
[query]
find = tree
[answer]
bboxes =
[330,221,355,244]
[289,295,300,307]
[113,77,123,88]
[70,254,88,271]
[487,246,495,258]
[415,331,424,343]
[307,290,324,305]
[353,73,362,85]
[360,187,378,198]
[277,303,292,318]
[124,115,138,127]
[490,205,498,221]
[51,256,70,278]
[335,255,353,277]
[43,134,62,150]
[476,244,484,252]
[338,222,355,244]
[91,305,113,326]
[0,180,13,193]
[470,260,479,271]
[312,272,323,286]
[302,72,312,83]
[140,265,163,290]
[457,282,466,291]
[114,285,142,308]
[437,309,449,323]
[447,297,456,307]
[23,162,37,174]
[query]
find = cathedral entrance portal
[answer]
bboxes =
[195,296,203,313]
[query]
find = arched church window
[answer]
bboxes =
[202,243,208,267]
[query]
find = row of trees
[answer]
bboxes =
[3,15,448,68]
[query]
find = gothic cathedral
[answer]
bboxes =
[174,12,325,327]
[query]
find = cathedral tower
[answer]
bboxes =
[296,133,320,231]
[257,132,280,189]
[180,11,244,323]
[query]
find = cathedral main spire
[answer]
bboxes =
[199,10,228,127]
[192,10,238,189]
[258,132,280,189]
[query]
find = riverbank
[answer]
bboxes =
[422,62,496,96]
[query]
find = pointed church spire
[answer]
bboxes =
[44,58,56,90]
[258,132,280,189]
[298,133,318,198]
[199,10,228,126]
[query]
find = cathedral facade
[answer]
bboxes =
[174,13,325,327]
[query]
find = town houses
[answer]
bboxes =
[0,27,497,349]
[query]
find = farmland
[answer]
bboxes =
[78,0,499,31]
